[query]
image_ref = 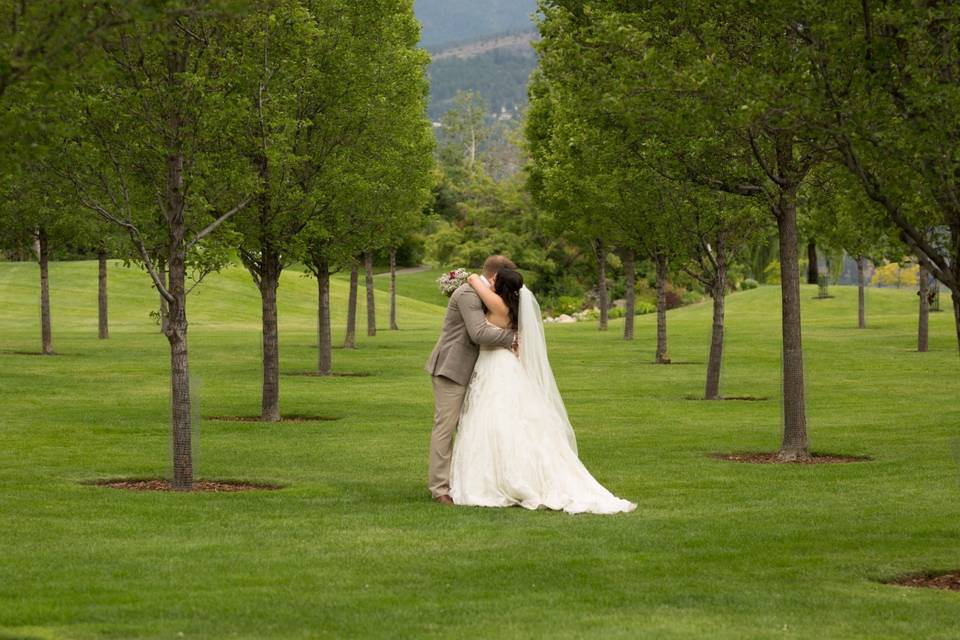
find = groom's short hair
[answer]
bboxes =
[483,255,517,276]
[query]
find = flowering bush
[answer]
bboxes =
[437,268,470,297]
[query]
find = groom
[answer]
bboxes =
[425,255,517,504]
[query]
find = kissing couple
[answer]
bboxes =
[425,255,636,515]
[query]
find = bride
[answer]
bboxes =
[449,268,636,515]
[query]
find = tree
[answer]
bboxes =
[807,2,960,353]
[438,90,489,177]
[295,0,431,372]
[535,1,830,459]
[53,3,255,490]
[802,167,899,329]
[228,0,397,418]
[0,180,76,355]
[525,72,621,334]
[0,1,116,103]
[675,192,767,399]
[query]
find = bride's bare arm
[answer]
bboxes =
[468,274,509,316]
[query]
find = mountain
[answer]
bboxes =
[414,0,538,50]
[416,2,540,121]
[427,36,538,121]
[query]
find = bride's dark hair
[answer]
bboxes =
[494,268,523,331]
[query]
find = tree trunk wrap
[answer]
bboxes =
[623,249,636,341]
[857,257,866,329]
[98,250,109,339]
[918,264,929,353]
[365,252,376,337]
[776,188,810,460]
[159,263,170,335]
[38,227,53,355]
[655,253,670,364]
[596,239,608,331]
[952,292,960,356]
[704,251,727,400]
[318,257,332,376]
[344,263,358,348]
[807,238,818,285]
[166,254,193,491]
[389,248,399,331]
[259,251,281,422]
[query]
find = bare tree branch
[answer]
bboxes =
[186,195,253,250]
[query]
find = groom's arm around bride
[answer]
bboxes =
[424,255,517,503]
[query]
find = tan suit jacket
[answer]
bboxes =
[425,284,515,386]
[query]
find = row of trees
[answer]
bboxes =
[1,1,434,489]
[528,1,960,461]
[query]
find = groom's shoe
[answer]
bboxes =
[433,495,454,505]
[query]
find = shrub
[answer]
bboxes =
[871,262,918,288]
[665,288,684,310]
[635,301,655,315]
[608,307,625,319]
[681,289,704,306]
[554,295,583,316]
[763,260,781,284]
[742,278,759,290]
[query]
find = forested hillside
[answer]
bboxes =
[427,44,537,121]
[414,0,537,50]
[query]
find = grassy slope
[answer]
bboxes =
[1,260,959,640]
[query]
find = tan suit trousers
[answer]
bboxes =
[429,375,468,498]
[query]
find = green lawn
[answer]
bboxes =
[1,260,959,639]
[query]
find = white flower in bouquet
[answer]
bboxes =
[437,268,470,297]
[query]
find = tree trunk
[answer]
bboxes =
[344,262,358,349]
[258,250,282,422]
[389,248,399,331]
[918,264,929,353]
[953,292,960,355]
[164,122,193,489]
[165,253,193,491]
[655,252,670,364]
[37,227,53,355]
[365,251,376,337]
[776,188,810,461]
[857,256,866,329]
[159,262,170,335]
[595,239,609,331]
[317,257,332,376]
[806,238,818,285]
[98,250,109,339]
[623,249,636,341]
[704,250,727,400]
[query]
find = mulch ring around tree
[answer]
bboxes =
[639,361,701,366]
[684,395,769,402]
[205,415,339,424]
[86,479,283,492]
[2,350,61,356]
[709,452,872,464]
[289,371,373,378]
[885,571,960,592]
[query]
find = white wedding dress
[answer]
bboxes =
[450,287,636,515]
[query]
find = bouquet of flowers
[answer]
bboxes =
[437,268,470,297]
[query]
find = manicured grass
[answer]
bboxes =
[1,260,959,639]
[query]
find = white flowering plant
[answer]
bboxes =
[437,268,470,297]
